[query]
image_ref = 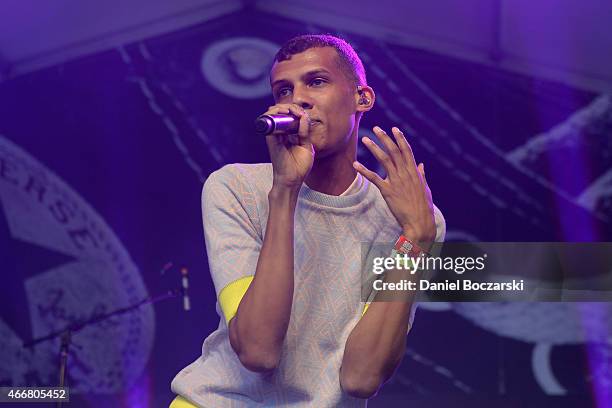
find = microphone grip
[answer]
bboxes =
[255,114,299,136]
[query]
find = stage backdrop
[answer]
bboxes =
[0,9,611,408]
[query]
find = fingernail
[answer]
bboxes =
[373,126,382,132]
[362,136,370,143]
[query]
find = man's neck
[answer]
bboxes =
[305,151,357,196]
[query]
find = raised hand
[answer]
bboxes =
[354,126,436,244]
[262,103,315,191]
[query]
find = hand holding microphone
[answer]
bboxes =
[258,103,315,191]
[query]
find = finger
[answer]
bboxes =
[418,163,433,198]
[390,127,410,164]
[296,110,311,144]
[264,105,301,148]
[288,134,299,145]
[353,160,385,191]
[263,108,291,119]
[373,126,403,171]
[285,104,304,117]
[263,103,298,116]
[418,163,425,179]
[391,127,418,175]
[361,136,395,178]
[266,132,289,148]
[275,105,309,145]
[418,162,429,185]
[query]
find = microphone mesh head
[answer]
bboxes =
[254,116,274,135]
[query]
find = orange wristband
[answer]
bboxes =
[393,235,429,258]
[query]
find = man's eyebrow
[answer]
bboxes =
[271,69,332,88]
[302,69,331,78]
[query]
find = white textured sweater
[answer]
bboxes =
[171,163,446,407]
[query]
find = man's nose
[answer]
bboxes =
[292,86,313,109]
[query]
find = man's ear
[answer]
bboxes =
[355,85,375,112]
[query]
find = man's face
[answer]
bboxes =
[270,47,358,158]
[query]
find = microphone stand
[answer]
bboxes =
[23,266,189,408]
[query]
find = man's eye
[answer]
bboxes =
[310,78,326,86]
[277,88,292,97]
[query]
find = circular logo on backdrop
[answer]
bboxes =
[201,37,279,99]
[0,136,154,392]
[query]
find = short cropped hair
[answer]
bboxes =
[274,34,367,86]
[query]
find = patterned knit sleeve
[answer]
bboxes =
[201,165,263,325]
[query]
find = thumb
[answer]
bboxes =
[297,111,312,146]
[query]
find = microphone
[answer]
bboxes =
[180,267,191,311]
[255,114,299,136]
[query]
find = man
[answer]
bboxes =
[171,34,445,407]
